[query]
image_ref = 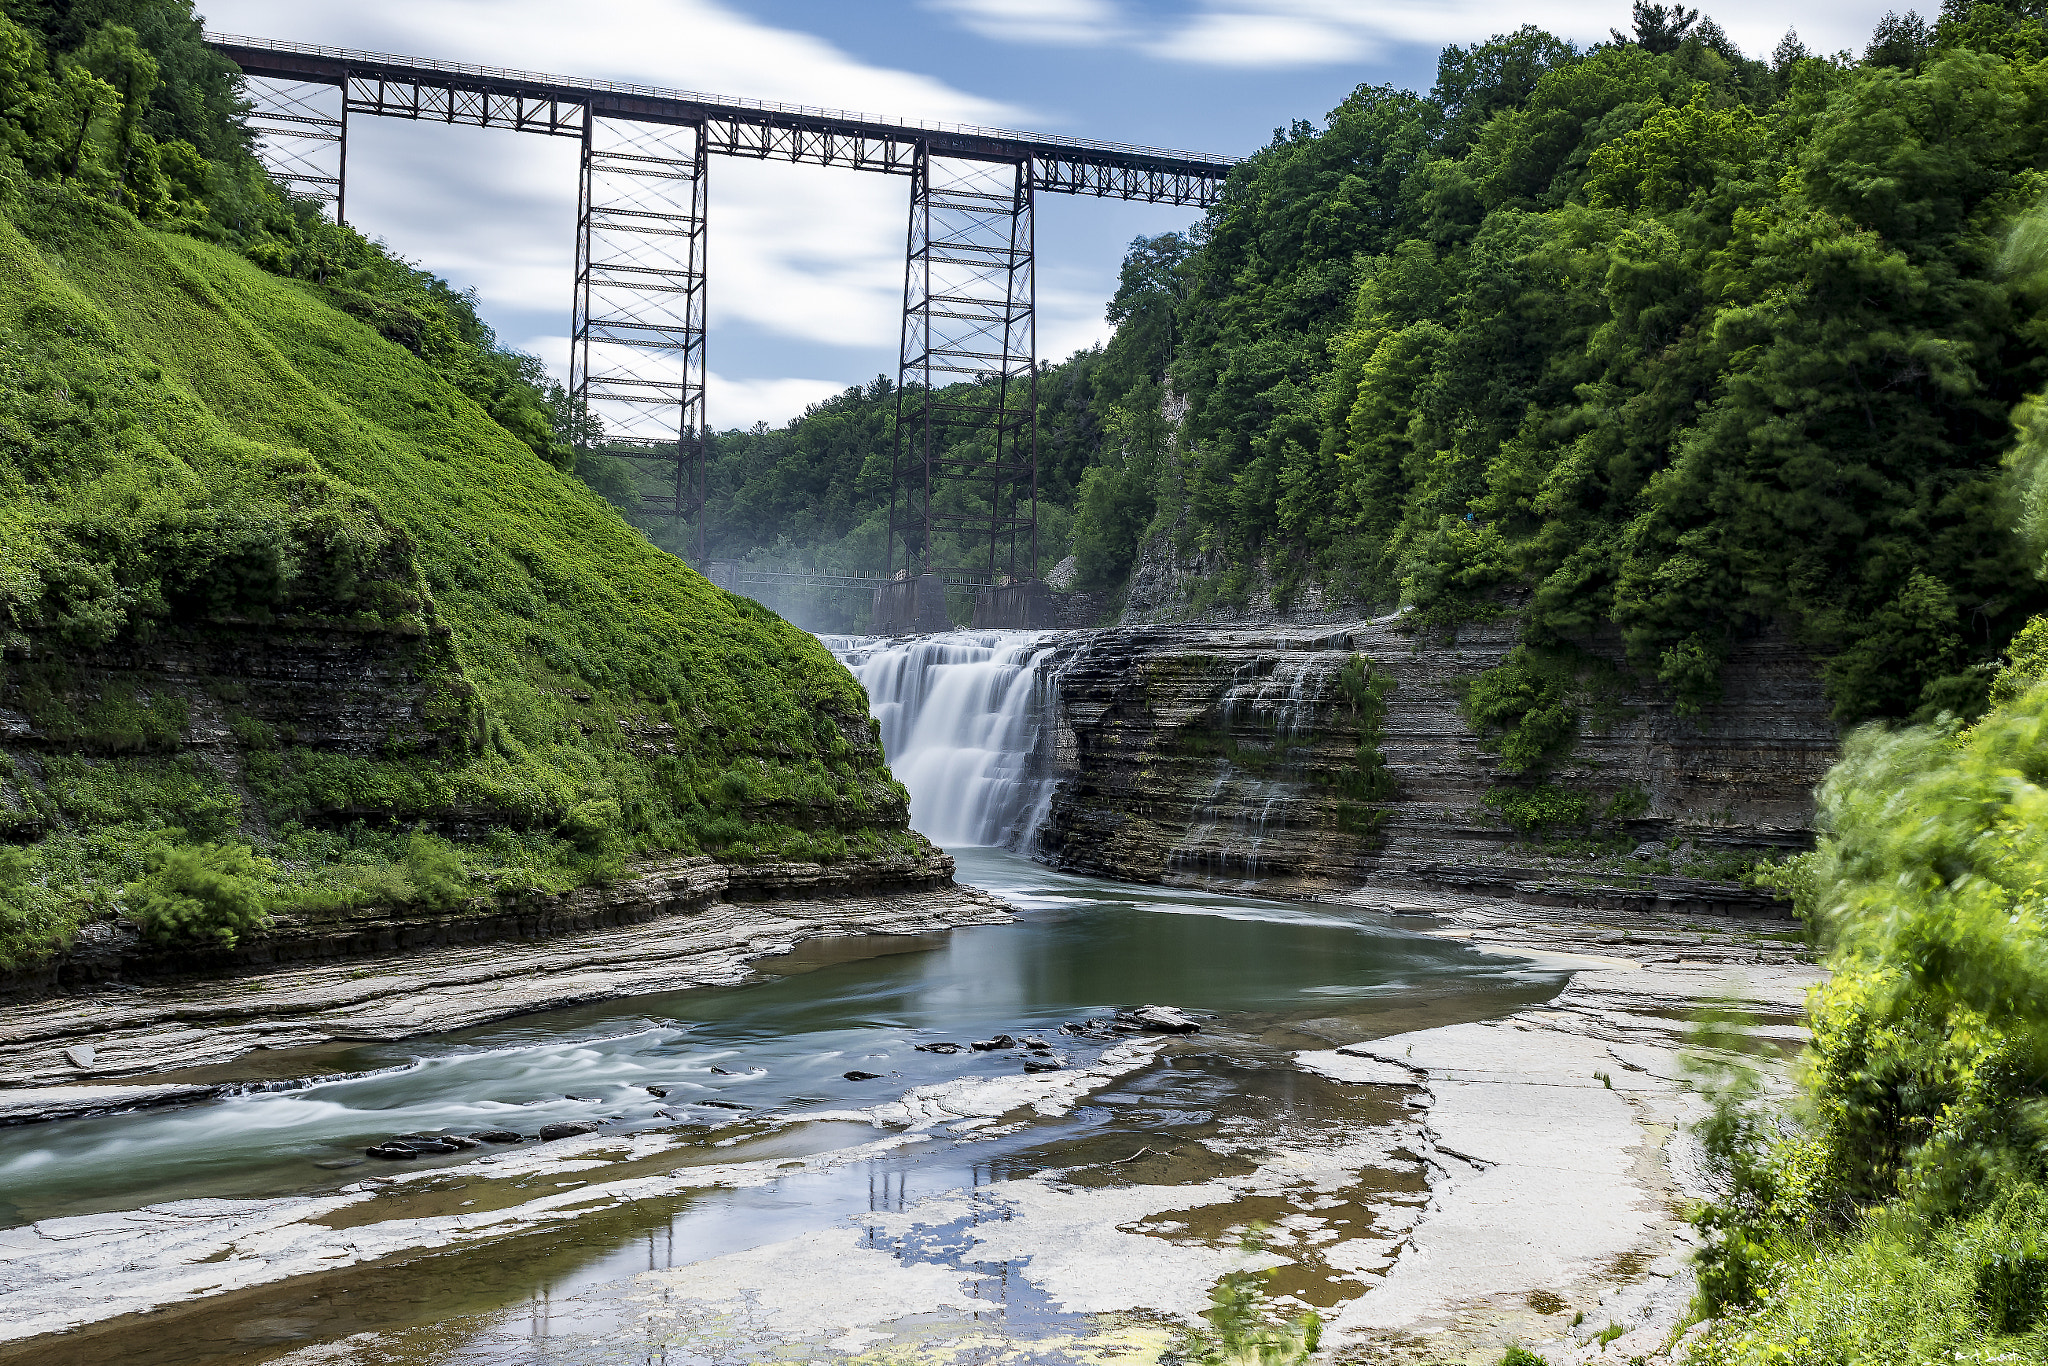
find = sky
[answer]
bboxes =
[201,0,1897,428]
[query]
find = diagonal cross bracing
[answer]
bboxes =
[889,151,1037,584]
[211,33,1234,582]
[242,78,346,219]
[573,116,710,564]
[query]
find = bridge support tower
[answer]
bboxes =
[887,148,1039,591]
[571,115,710,565]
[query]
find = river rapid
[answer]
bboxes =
[1,632,1571,1365]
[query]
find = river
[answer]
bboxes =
[0,633,1570,1365]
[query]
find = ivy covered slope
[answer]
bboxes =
[0,191,920,971]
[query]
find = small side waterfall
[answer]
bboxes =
[822,632,1058,850]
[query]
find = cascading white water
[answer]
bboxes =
[821,631,1058,849]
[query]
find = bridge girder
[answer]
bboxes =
[215,33,1233,583]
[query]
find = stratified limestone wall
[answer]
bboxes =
[1034,615,1837,914]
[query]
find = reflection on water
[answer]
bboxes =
[3,849,1569,1366]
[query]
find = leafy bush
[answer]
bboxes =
[402,833,469,910]
[1481,783,1589,830]
[1463,648,1578,774]
[124,841,273,947]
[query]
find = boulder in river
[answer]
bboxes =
[364,1142,418,1160]
[645,1086,670,1098]
[1115,1005,1201,1034]
[537,1120,604,1142]
[843,1070,882,1081]
[1022,1053,1068,1073]
[468,1130,522,1144]
[914,1042,965,1054]
[971,1035,1018,1051]
[698,1099,750,1110]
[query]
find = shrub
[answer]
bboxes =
[1481,784,1589,831]
[1463,647,1578,774]
[1972,1236,2048,1335]
[559,799,622,853]
[402,833,469,909]
[124,841,273,947]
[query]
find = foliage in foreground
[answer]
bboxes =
[1682,586,2048,1357]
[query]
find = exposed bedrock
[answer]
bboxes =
[1032,615,1836,913]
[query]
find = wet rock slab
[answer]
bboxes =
[0,882,1011,1107]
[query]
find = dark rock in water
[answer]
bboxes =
[316,1158,365,1170]
[468,1130,522,1144]
[651,1109,675,1119]
[645,1086,670,1098]
[365,1143,418,1160]
[914,1042,965,1054]
[387,1134,464,1154]
[843,1070,883,1081]
[1022,1054,1068,1073]
[435,1133,481,1150]
[1022,1038,1053,1051]
[1115,1005,1201,1034]
[698,1099,750,1110]
[971,1035,1017,1051]
[1060,1019,1128,1039]
[710,1067,736,1075]
[537,1120,604,1142]
[565,1094,605,1102]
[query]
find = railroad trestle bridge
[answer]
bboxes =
[209,34,1232,629]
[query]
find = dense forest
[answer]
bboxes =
[678,1,2048,739]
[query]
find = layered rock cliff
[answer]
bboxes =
[1033,614,1834,914]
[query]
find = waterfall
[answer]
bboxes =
[821,631,1057,850]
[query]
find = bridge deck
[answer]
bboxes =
[209,34,1235,206]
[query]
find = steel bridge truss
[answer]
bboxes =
[572,116,710,562]
[242,78,346,218]
[214,34,1232,577]
[890,151,1036,582]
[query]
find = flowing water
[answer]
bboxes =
[824,632,1058,849]
[2,630,1575,1365]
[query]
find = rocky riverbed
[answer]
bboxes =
[0,853,1816,1366]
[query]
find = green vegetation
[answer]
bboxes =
[1480,783,1591,831]
[663,1,2048,731]
[1675,292,2048,1363]
[0,2,920,968]
[1159,1,2048,726]
[1173,1267,1321,1366]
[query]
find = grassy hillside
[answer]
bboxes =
[0,187,918,968]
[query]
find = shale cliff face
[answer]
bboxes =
[1034,615,1835,913]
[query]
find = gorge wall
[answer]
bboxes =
[1030,613,1836,915]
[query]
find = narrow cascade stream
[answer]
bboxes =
[822,631,1058,850]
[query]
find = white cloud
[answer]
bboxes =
[207,0,1025,125]
[708,373,854,429]
[930,0,1892,69]
[709,160,907,347]
[924,0,1131,45]
[1145,12,1380,67]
